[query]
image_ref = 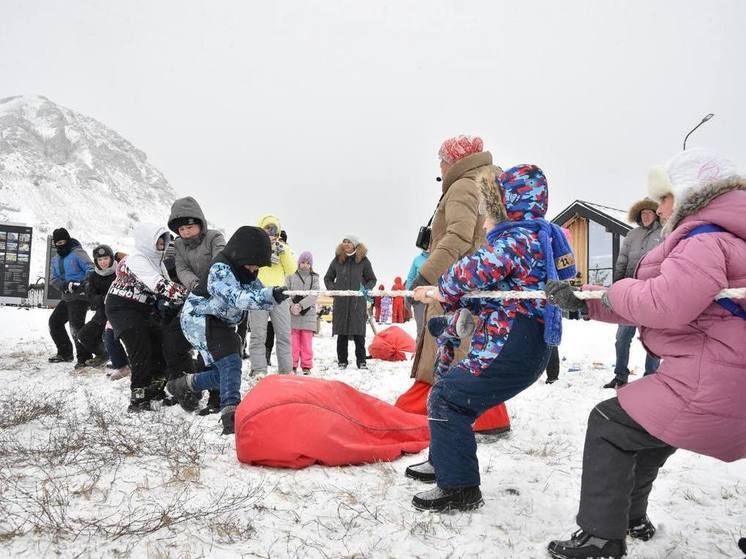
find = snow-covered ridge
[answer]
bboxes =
[0,95,177,281]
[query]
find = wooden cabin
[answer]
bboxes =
[551,200,633,287]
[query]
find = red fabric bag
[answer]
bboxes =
[368,326,416,361]
[395,380,511,433]
[236,375,430,469]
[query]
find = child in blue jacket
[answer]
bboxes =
[167,226,289,434]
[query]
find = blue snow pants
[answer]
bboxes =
[429,314,551,488]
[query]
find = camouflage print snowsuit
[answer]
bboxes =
[181,262,274,365]
[434,167,549,377]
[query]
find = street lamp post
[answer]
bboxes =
[683,113,714,150]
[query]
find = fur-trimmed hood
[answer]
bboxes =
[478,167,507,223]
[335,243,368,263]
[627,198,659,225]
[663,176,746,236]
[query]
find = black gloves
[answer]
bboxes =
[427,316,449,337]
[544,280,587,313]
[65,281,83,293]
[411,274,430,289]
[272,286,289,304]
[156,297,184,318]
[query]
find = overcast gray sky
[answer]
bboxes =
[3,0,745,283]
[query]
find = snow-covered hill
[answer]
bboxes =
[0,95,177,281]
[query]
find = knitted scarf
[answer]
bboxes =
[486,219,576,346]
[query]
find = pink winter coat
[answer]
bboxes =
[586,180,746,462]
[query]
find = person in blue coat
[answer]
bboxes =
[406,250,429,342]
[167,226,290,435]
[48,228,94,367]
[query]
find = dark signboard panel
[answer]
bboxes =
[0,222,33,304]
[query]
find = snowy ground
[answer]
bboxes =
[0,306,743,558]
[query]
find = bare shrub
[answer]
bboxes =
[0,391,66,429]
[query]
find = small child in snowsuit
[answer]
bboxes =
[286,251,319,374]
[168,226,290,434]
[408,164,575,512]
[379,293,393,323]
[76,244,124,370]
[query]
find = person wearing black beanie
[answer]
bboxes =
[48,227,95,367]
[168,226,289,435]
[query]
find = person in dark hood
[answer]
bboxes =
[167,196,227,413]
[168,196,227,293]
[169,226,290,434]
[48,227,95,367]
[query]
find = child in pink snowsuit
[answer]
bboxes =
[286,251,319,374]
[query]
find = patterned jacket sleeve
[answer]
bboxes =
[207,263,274,311]
[438,232,534,312]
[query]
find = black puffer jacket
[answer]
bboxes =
[324,244,376,336]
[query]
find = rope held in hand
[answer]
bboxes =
[284,287,746,301]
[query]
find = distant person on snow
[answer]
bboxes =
[604,198,663,389]
[168,226,290,434]
[324,234,377,370]
[405,250,430,342]
[286,251,319,374]
[248,215,296,375]
[390,276,406,323]
[48,227,95,368]
[546,149,746,559]
[105,223,186,412]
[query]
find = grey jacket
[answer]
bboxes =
[614,221,663,281]
[168,197,226,292]
[286,270,320,332]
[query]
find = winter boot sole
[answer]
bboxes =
[412,497,484,512]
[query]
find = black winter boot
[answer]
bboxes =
[547,529,626,558]
[198,389,221,416]
[603,378,627,389]
[627,515,655,541]
[412,486,483,512]
[405,459,436,483]
[220,406,236,435]
[165,375,200,413]
[49,353,74,363]
[128,387,154,413]
[85,355,109,368]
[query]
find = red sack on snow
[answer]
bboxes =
[395,380,511,433]
[235,375,430,469]
[368,326,416,361]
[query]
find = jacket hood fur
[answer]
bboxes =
[627,198,659,225]
[335,243,368,263]
[663,176,746,236]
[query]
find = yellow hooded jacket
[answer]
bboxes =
[257,214,297,286]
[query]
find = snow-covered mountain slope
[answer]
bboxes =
[0,95,177,281]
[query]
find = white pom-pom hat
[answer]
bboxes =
[647,148,738,202]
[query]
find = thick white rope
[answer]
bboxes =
[285,287,746,301]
